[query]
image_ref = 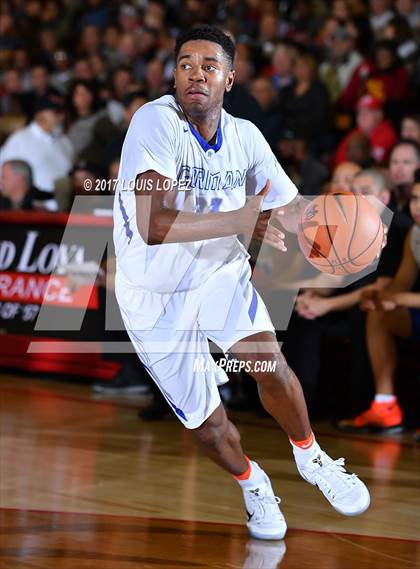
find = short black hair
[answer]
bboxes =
[175,25,236,69]
[391,138,420,161]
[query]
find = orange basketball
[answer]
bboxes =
[297,191,384,275]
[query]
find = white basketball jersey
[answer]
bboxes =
[113,94,298,292]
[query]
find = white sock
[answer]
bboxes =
[290,436,322,468]
[375,394,396,403]
[235,460,267,490]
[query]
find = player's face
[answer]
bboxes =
[409,184,420,226]
[174,40,234,118]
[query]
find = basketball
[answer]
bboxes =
[297,191,384,275]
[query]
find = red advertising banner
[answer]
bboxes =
[0,212,118,378]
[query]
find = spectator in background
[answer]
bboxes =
[144,58,169,100]
[87,90,148,168]
[50,50,73,95]
[78,0,110,31]
[368,41,410,121]
[339,174,420,432]
[388,139,420,218]
[289,167,409,415]
[0,159,57,211]
[334,95,397,166]
[329,161,361,193]
[116,33,143,81]
[78,24,102,57]
[223,53,263,127]
[13,48,32,90]
[69,160,105,214]
[338,41,411,117]
[21,63,62,119]
[278,52,333,156]
[118,3,141,34]
[0,69,25,116]
[368,0,394,38]
[268,43,296,93]
[383,15,418,64]
[395,0,420,32]
[345,131,372,168]
[275,126,329,196]
[38,28,59,70]
[319,22,362,103]
[102,25,121,68]
[0,97,74,193]
[73,58,95,82]
[249,77,282,149]
[400,115,420,144]
[66,80,105,158]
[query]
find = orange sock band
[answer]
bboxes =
[290,431,315,449]
[234,456,252,480]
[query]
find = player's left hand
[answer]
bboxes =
[253,211,287,251]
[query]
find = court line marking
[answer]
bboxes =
[1,507,418,545]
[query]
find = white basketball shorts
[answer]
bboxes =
[115,256,274,429]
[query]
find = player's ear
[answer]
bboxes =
[225,69,235,93]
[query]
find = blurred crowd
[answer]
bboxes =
[0,0,419,431]
[0,0,419,210]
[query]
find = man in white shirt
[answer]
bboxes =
[114,25,370,540]
[0,97,74,193]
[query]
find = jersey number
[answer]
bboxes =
[196,197,223,213]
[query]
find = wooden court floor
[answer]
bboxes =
[0,373,418,568]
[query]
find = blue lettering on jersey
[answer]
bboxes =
[118,191,133,244]
[178,165,246,191]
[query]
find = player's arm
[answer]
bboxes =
[135,171,279,245]
[272,194,310,234]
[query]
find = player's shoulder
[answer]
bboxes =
[223,109,259,134]
[131,94,184,130]
[223,110,264,148]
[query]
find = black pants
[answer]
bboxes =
[280,307,374,417]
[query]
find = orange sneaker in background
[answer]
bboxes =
[336,400,404,433]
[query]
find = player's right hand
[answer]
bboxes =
[238,180,287,251]
[237,179,272,232]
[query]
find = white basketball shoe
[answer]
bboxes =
[241,462,287,540]
[296,449,370,516]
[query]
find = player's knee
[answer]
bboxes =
[192,414,229,450]
[252,352,292,388]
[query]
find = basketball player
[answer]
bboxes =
[114,26,370,540]
[341,174,420,432]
